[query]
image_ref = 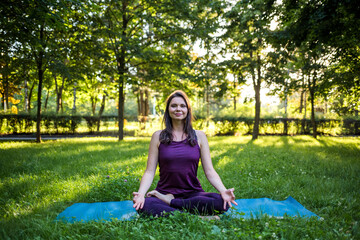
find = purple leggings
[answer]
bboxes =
[138,192,229,217]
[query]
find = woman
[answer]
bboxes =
[133,90,237,217]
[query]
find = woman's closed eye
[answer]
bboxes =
[171,104,186,108]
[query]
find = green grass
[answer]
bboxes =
[0,136,359,239]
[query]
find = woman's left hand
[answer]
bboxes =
[220,188,238,210]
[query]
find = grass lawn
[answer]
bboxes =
[0,136,359,239]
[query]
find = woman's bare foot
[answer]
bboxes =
[147,190,174,205]
[199,215,220,221]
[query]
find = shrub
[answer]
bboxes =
[0,114,359,136]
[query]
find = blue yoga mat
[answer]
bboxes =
[225,196,318,219]
[56,196,318,223]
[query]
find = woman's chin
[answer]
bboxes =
[171,115,185,120]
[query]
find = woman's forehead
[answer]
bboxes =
[169,97,186,105]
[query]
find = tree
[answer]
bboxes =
[191,52,229,120]
[88,0,225,140]
[275,0,360,137]
[222,0,277,140]
[1,0,82,142]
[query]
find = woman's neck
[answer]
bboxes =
[171,119,184,131]
[171,120,185,140]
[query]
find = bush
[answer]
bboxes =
[1,114,359,136]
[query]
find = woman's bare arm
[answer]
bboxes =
[133,130,160,210]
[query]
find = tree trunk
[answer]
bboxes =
[284,92,288,116]
[233,78,237,110]
[324,100,327,114]
[304,92,307,118]
[0,91,4,111]
[24,78,28,112]
[54,74,60,113]
[299,90,304,114]
[145,88,149,116]
[117,1,128,141]
[72,82,77,114]
[118,76,124,140]
[3,61,9,112]
[60,77,65,114]
[140,88,144,116]
[253,80,261,140]
[97,92,107,132]
[301,90,307,134]
[99,94,106,116]
[54,74,65,114]
[28,81,35,113]
[36,26,45,143]
[252,51,261,140]
[138,88,150,117]
[299,73,306,114]
[136,90,140,116]
[138,87,149,129]
[309,73,317,139]
[36,69,43,143]
[4,76,9,112]
[91,96,97,115]
[44,89,50,112]
[206,84,210,127]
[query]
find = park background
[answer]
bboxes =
[1,0,359,141]
[1,0,360,239]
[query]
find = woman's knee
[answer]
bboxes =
[138,196,178,217]
[137,197,160,214]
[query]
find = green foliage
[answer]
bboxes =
[0,114,82,135]
[1,0,359,141]
[1,114,360,137]
[0,136,359,239]
[271,0,360,133]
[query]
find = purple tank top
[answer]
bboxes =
[155,138,204,197]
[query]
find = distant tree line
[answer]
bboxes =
[1,0,359,141]
[2,114,359,136]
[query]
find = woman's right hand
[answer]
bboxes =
[132,192,145,210]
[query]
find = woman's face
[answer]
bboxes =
[168,96,188,121]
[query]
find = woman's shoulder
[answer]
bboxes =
[194,130,207,148]
[194,130,206,138]
[150,130,162,148]
[152,130,162,139]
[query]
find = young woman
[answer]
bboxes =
[132,90,237,217]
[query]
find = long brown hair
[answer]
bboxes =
[159,90,196,146]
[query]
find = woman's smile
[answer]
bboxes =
[169,97,188,120]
